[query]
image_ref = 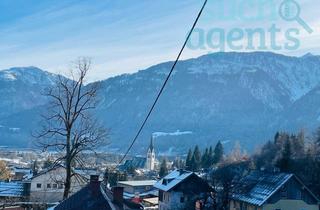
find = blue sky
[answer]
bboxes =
[0,0,319,81]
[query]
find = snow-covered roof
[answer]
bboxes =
[154,169,193,192]
[25,165,98,181]
[231,171,297,206]
[118,180,156,187]
[74,168,99,177]
[13,167,32,174]
[25,164,65,180]
[123,189,158,199]
[0,181,25,197]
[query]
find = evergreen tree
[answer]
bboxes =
[159,159,168,178]
[186,149,193,170]
[201,148,209,168]
[275,132,289,149]
[254,140,277,171]
[213,141,224,164]
[276,138,292,172]
[274,131,280,143]
[193,145,202,171]
[208,146,214,166]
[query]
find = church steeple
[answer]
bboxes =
[148,136,154,153]
[146,135,156,170]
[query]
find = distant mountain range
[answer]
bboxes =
[1,52,320,154]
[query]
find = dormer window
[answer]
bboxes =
[162,179,168,185]
[162,178,174,185]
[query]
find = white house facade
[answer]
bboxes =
[27,166,89,203]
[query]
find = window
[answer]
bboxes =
[36,183,42,188]
[296,190,302,200]
[180,197,185,203]
[58,183,64,189]
[53,184,58,189]
[280,186,287,198]
[47,184,51,188]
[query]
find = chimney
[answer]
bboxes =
[90,175,100,195]
[112,186,124,207]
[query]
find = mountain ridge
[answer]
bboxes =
[1,52,320,154]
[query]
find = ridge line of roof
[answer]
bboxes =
[292,174,320,202]
[257,173,293,206]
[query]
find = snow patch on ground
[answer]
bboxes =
[9,127,20,132]
[1,72,17,81]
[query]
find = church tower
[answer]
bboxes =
[146,136,156,170]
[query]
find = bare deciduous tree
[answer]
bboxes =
[0,160,10,180]
[35,58,108,199]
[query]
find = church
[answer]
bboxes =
[119,136,157,171]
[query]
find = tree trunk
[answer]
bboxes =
[63,134,71,199]
[63,159,71,199]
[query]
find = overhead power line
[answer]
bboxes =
[116,0,208,167]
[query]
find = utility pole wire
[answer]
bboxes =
[116,0,208,167]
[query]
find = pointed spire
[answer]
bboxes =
[149,135,154,152]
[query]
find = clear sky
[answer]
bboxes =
[0,0,319,81]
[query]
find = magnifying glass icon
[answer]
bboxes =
[279,0,313,34]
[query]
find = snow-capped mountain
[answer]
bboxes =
[0,67,58,117]
[0,67,61,146]
[1,52,320,153]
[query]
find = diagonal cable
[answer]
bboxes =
[116,0,208,167]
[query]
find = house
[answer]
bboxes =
[54,175,141,210]
[10,167,32,181]
[117,180,158,207]
[230,171,320,210]
[117,180,157,196]
[25,165,91,203]
[154,169,214,210]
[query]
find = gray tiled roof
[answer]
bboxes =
[231,171,292,206]
[0,181,25,197]
[119,157,146,170]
